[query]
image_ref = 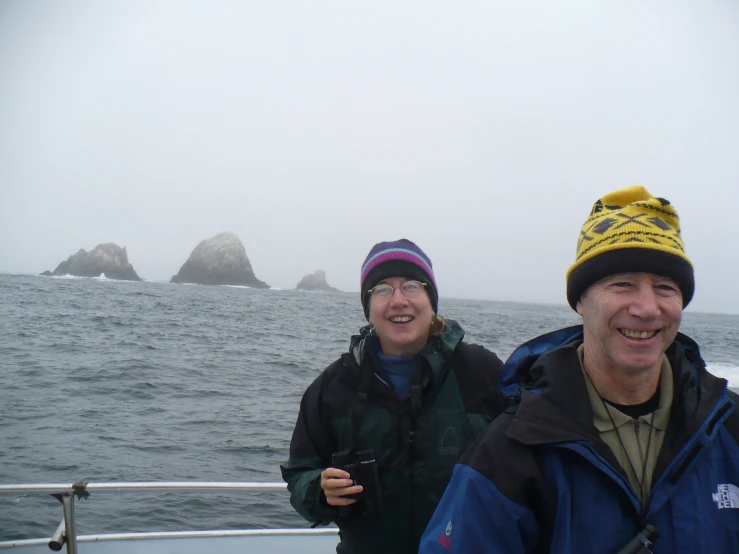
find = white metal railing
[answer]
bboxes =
[0,482,288,494]
[0,481,337,552]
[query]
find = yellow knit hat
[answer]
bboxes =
[566,185,694,309]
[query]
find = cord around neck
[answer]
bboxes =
[599,394,656,517]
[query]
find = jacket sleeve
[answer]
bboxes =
[418,463,540,554]
[280,370,340,523]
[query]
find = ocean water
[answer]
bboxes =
[1,273,738,540]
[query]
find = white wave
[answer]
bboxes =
[50,273,128,283]
[707,363,739,388]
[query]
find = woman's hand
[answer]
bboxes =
[320,467,364,506]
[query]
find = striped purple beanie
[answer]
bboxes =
[360,239,438,319]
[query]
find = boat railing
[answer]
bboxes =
[0,481,337,553]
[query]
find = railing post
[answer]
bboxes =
[51,493,78,554]
[60,494,78,554]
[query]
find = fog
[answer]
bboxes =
[1,0,738,313]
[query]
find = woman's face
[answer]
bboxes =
[368,276,433,356]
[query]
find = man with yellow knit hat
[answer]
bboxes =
[420,186,739,553]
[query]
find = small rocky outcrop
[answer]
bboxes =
[45,243,142,281]
[170,232,269,288]
[296,270,339,292]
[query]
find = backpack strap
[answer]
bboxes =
[453,342,505,419]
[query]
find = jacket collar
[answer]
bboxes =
[348,319,465,392]
[503,328,728,473]
[500,325,705,397]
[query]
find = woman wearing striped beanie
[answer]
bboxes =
[282,239,505,554]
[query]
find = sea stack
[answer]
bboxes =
[170,232,269,288]
[44,243,142,281]
[296,270,339,292]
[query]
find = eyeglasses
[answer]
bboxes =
[368,280,427,300]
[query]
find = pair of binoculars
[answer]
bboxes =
[331,449,383,517]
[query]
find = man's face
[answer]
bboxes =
[577,272,683,377]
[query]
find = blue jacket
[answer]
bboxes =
[420,326,739,553]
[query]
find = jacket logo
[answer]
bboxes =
[437,520,453,549]
[713,483,739,509]
[439,427,460,456]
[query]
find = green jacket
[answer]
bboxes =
[280,320,504,554]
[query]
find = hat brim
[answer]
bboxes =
[361,260,438,319]
[567,248,694,310]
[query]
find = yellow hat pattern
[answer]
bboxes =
[566,186,694,309]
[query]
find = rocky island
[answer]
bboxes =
[42,243,142,281]
[170,232,269,288]
[296,270,339,292]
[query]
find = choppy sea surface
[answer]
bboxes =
[1,273,738,540]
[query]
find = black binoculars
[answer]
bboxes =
[332,449,383,517]
[615,524,658,554]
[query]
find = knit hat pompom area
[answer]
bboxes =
[566,185,694,310]
[360,239,438,320]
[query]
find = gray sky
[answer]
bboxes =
[1,0,738,313]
